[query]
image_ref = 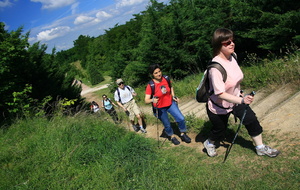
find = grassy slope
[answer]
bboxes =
[1,116,299,189]
[1,51,299,189]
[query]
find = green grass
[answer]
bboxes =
[1,51,299,189]
[242,52,300,91]
[0,115,299,189]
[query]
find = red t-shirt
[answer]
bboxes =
[145,77,172,108]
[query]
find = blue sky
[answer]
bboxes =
[0,0,169,53]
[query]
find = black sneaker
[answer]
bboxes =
[132,125,139,132]
[181,134,191,143]
[171,137,180,145]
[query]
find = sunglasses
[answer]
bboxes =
[222,40,234,47]
[118,82,124,85]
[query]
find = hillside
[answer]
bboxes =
[81,83,300,154]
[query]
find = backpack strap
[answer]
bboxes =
[207,62,227,84]
[207,62,231,109]
[163,75,171,89]
[116,88,121,102]
[116,86,132,103]
[149,80,155,99]
[148,75,172,98]
[232,52,237,61]
[206,62,226,97]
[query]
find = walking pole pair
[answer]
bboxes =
[223,91,256,163]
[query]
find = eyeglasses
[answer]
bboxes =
[222,40,234,47]
[118,82,124,85]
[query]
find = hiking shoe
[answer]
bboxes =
[256,145,280,157]
[203,139,218,157]
[132,125,139,132]
[140,127,147,133]
[180,134,191,143]
[171,137,180,145]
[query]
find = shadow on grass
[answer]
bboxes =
[154,122,190,142]
[195,121,256,154]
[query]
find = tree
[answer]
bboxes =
[87,63,104,85]
[0,23,82,124]
[73,35,94,68]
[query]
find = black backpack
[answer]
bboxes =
[148,75,171,114]
[196,53,237,103]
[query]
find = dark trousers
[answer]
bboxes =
[106,107,119,122]
[206,103,263,141]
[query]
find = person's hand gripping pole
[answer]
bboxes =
[223,91,256,163]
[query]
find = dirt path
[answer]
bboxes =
[81,83,300,152]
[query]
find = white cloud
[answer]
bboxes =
[30,0,76,10]
[36,26,71,41]
[95,11,113,22]
[0,0,12,7]
[71,2,79,15]
[74,15,94,25]
[28,36,36,43]
[56,43,72,51]
[116,0,145,8]
[29,0,170,53]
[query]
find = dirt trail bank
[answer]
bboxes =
[81,83,300,152]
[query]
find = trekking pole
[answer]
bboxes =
[223,91,256,163]
[154,97,160,148]
[153,97,168,149]
[156,106,160,148]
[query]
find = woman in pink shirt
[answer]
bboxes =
[203,28,280,158]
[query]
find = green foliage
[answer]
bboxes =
[87,63,104,85]
[58,0,299,87]
[6,84,52,118]
[73,35,94,68]
[242,50,300,89]
[123,61,149,86]
[184,113,207,133]
[0,23,83,124]
[171,74,203,98]
[52,98,78,116]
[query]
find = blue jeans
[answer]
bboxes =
[154,101,187,136]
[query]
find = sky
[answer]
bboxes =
[0,0,169,53]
